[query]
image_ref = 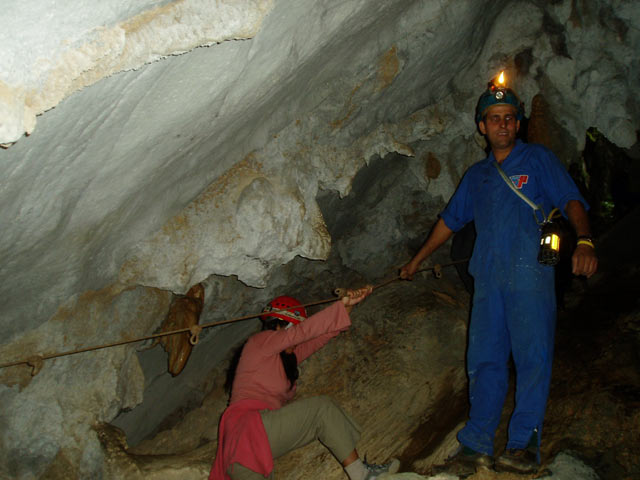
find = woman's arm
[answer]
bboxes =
[257,301,350,356]
[294,286,373,362]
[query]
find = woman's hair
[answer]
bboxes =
[225,318,299,393]
[279,350,299,389]
[261,317,289,331]
[224,343,244,394]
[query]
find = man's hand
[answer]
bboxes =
[399,218,454,281]
[400,261,420,280]
[572,244,597,278]
[565,200,597,278]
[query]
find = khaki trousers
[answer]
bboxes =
[228,395,361,479]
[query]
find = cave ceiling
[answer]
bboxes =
[0,0,638,478]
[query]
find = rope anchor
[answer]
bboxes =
[189,325,203,346]
[433,264,442,279]
[26,355,44,376]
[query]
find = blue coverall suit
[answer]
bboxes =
[440,140,587,455]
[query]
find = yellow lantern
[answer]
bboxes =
[538,222,561,266]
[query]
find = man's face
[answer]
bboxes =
[478,104,520,152]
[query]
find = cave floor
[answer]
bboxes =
[540,266,640,479]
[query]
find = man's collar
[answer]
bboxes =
[486,139,524,165]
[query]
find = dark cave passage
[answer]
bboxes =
[543,206,640,480]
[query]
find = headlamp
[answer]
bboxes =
[475,71,524,123]
[489,72,507,100]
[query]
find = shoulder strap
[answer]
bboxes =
[492,161,547,225]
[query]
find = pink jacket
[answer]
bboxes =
[209,301,351,479]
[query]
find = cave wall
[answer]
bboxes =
[1,0,639,478]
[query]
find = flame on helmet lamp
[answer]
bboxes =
[488,71,508,99]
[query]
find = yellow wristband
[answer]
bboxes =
[577,239,595,249]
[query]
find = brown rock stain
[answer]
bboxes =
[330,84,362,130]
[431,290,456,306]
[157,153,263,244]
[40,449,80,480]
[330,46,399,129]
[425,151,442,180]
[121,0,187,35]
[568,0,582,28]
[194,152,263,208]
[377,45,399,92]
[527,94,552,148]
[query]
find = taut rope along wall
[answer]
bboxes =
[0,261,468,376]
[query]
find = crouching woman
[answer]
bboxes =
[210,287,399,480]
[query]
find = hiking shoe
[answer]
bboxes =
[363,457,400,479]
[495,448,539,474]
[431,446,493,478]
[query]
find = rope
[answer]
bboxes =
[0,259,469,375]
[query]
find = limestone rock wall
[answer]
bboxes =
[0,0,639,478]
[2,0,637,342]
[0,286,172,479]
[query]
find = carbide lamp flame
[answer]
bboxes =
[492,71,506,99]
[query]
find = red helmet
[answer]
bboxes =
[261,296,307,325]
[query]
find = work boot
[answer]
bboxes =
[494,448,539,474]
[362,457,400,479]
[431,446,493,478]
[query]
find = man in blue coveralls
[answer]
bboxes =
[401,77,598,475]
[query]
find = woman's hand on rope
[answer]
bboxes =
[341,285,373,312]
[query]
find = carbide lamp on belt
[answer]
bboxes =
[537,208,562,266]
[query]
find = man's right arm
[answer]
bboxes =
[400,218,454,279]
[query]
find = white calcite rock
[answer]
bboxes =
[0,0,274,145]
[0,285,171,479]
[118,98,454,292]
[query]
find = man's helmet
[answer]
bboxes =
[261,296,307,326]
[475,72,524,123]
